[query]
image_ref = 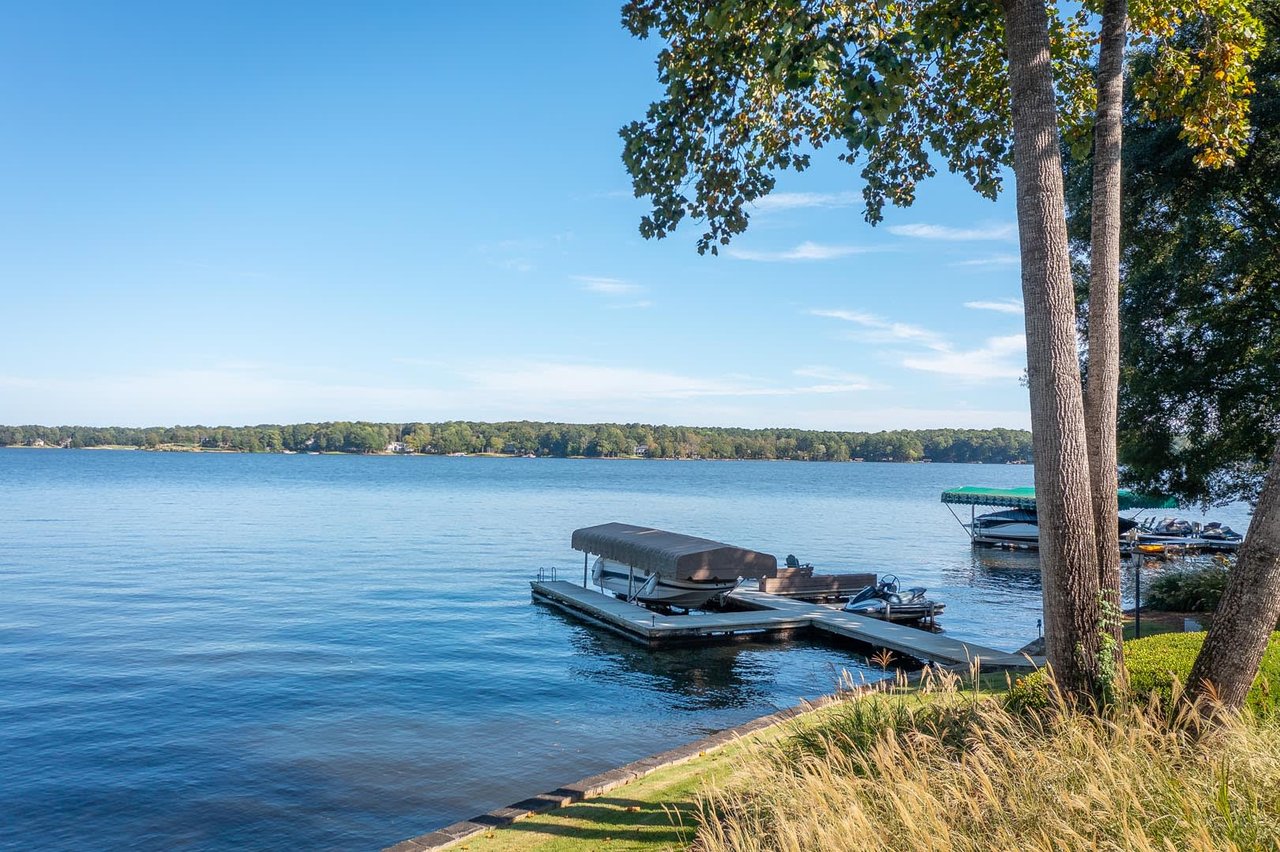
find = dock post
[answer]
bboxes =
[583,552,588,588]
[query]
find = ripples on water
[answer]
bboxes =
[0,450,1253,850]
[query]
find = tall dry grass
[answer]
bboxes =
[695,670,1280,851]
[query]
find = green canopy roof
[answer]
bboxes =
[940,486,1176,511]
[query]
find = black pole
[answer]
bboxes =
[1134,555,1141,639]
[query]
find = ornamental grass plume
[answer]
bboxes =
[694,671,1280,851]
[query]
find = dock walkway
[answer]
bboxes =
[532,580,1040,670]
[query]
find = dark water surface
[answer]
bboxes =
[0,450,1252,850]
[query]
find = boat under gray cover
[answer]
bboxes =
[571,522,777,581]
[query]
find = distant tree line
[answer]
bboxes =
[0,422,1033,463]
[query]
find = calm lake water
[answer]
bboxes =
[0,449,1253,850]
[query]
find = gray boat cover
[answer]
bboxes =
[571,523,778,581]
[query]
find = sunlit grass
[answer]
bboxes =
[696,668,1280,852]
[466,663,1280,851]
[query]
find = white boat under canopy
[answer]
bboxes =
[940,486,1176,550]
[572,522,778,610]
[591,558,740,608]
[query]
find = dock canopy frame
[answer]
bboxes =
[940,486,1176,511]
[571,523,778,581]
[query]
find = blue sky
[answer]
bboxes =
[0,1,1030,430]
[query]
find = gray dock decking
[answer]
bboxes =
[532,580,1041,670]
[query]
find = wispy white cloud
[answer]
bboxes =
[575,275,645,296]
[809,309,949,350]
[811,308,1026,383]
[0,368,421,426]
[751,192,859,211]
[902,333,1027,381]
[482,232,574,273]
[392,357,450,368]
[0,359,1034,431]
[463,362,873,400]
[953,254,1021,269]
[777,405,1030,430]
[888,222,1016,241]
[727,241,872,262]
[791,365,880,393]
[964,298,1024,314]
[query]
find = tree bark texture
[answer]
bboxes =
[1002,0,1104,696]
[1085,0,1128,665]
[1187,439,1280,712]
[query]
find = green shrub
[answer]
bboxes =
[1004,669,1053,713]
[1124,631,1280,716]
[1145,564,1230,612]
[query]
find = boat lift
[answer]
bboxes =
[940,486,1177,548]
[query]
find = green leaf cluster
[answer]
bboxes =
[1068,0,1278,508]
[619,0,1094,252]
[619,0,1258,254]
[1146,563,1233,612]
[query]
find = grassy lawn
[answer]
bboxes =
[455,672,1008,852]
[449,638,1280,851]
[451,740,736,852]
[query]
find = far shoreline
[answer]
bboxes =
[0,444,1017,464]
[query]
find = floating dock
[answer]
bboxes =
[532,580,1040,670]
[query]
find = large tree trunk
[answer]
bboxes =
[1187,439,1280,712]
[1002,0,1105,697]
[1085,0,1128,674]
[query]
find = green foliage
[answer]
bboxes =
[1147,563,1233,612]
[1125,631,1280,715]
[1008,627,1280,714]
[1005,668,1054,713]
[621,0,1257,254]
[1129,0,1264,168]
[619,0,1095,252]
[1096,595,1124,703]
[1068,0,1279,508]
[0,422,1034,462]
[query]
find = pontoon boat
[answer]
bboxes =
[572,522,777,611]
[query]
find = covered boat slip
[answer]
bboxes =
[941,486,1175,547]
[570,522,777,581]
[541,524,1031,669]
[530,580,1037,669]
[940,486,1176,512]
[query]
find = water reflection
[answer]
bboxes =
[942,541,1231,613]
[967,550,1046,596]
[542,605,881,713]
